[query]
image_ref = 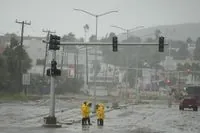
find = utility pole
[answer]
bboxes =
[15,19,31,93]
[135,49,140,103]
[42,30,56,78]
[125,57,128,104]
[60,46,64,72]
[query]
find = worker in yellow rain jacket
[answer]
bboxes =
[81,101,87,125]
[85,102,92,125]
[96,103,105,126]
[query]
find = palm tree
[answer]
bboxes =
[84,24,89,42]
[84,24,89,32]
[154,29,161,41]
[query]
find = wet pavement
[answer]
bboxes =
[0,101,200,133]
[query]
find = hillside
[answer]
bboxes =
[119,22,200,42]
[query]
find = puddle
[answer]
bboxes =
[130,127,165,133]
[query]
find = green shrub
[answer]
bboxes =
[0,92,28,101]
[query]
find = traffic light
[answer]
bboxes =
[46,60,61,76]
[49,34,61,50]
[187,69,191,74]
[165,79,171,86]
[54,69,61,76]
[51,60,57,75]
[112,36,118,52]
[159,36,164,52]
[47,69,51,76]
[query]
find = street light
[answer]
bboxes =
[111,25,144,39]
[74,9,119,40]
[74,8,119,112]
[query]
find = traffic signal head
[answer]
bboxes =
[51,60,57,70]
[47,60,61,76]
[159,36,164,52]
[47,69,51,76]
[112,36,118,52]
[49,34,61,50]
[55,69,61,76]
[165,79,171,86]
[187,69,191,74]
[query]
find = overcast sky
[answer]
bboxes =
[0,0,200,39]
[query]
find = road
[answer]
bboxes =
[0,100,200,133]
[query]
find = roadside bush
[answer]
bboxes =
[56,78,84,94]
[0,92,28,101]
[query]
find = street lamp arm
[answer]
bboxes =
[73,8,96,17]
[128,26,144,32]
[98,10,119,17]
[111,25,127,32]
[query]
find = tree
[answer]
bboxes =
[186,37,193,44]
[183,62,191,70]
[145,37,154,43]
[191,63,200,80]
[56,78,84,94]
[194,37,200,60]
[36,59,45,65]
[62,32,78,52]
[84,24,89,33]
[176,63,184,71]
[177,42,189,59]
[0,55,9,91]
[2,36,32,93]
[89,35,96,42]
[92,60,101,76]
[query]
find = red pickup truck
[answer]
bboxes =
[184,85,200,106]
[179,96,198,111]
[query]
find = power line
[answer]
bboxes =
[15,19,31,93]
[42,29,56,78]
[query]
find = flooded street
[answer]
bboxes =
[0,101,200,133]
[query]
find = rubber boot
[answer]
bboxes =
[88,117,92,125]
[100,119,104,126]
[82,118,85,125]
[97,119,100,126]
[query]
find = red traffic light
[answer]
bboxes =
[164,79,171,85]
[187,69,191,72]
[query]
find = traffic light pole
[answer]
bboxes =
[50,50,56,117]
[43,33,62,128]
[43,49,61,128]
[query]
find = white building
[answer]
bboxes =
[23,38,103,74]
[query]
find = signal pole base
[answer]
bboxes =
[42,116,62,128]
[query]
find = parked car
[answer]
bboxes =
[179,96,198,111]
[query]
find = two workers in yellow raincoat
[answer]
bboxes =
[96,103,105,126]
[81,101,92,125]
